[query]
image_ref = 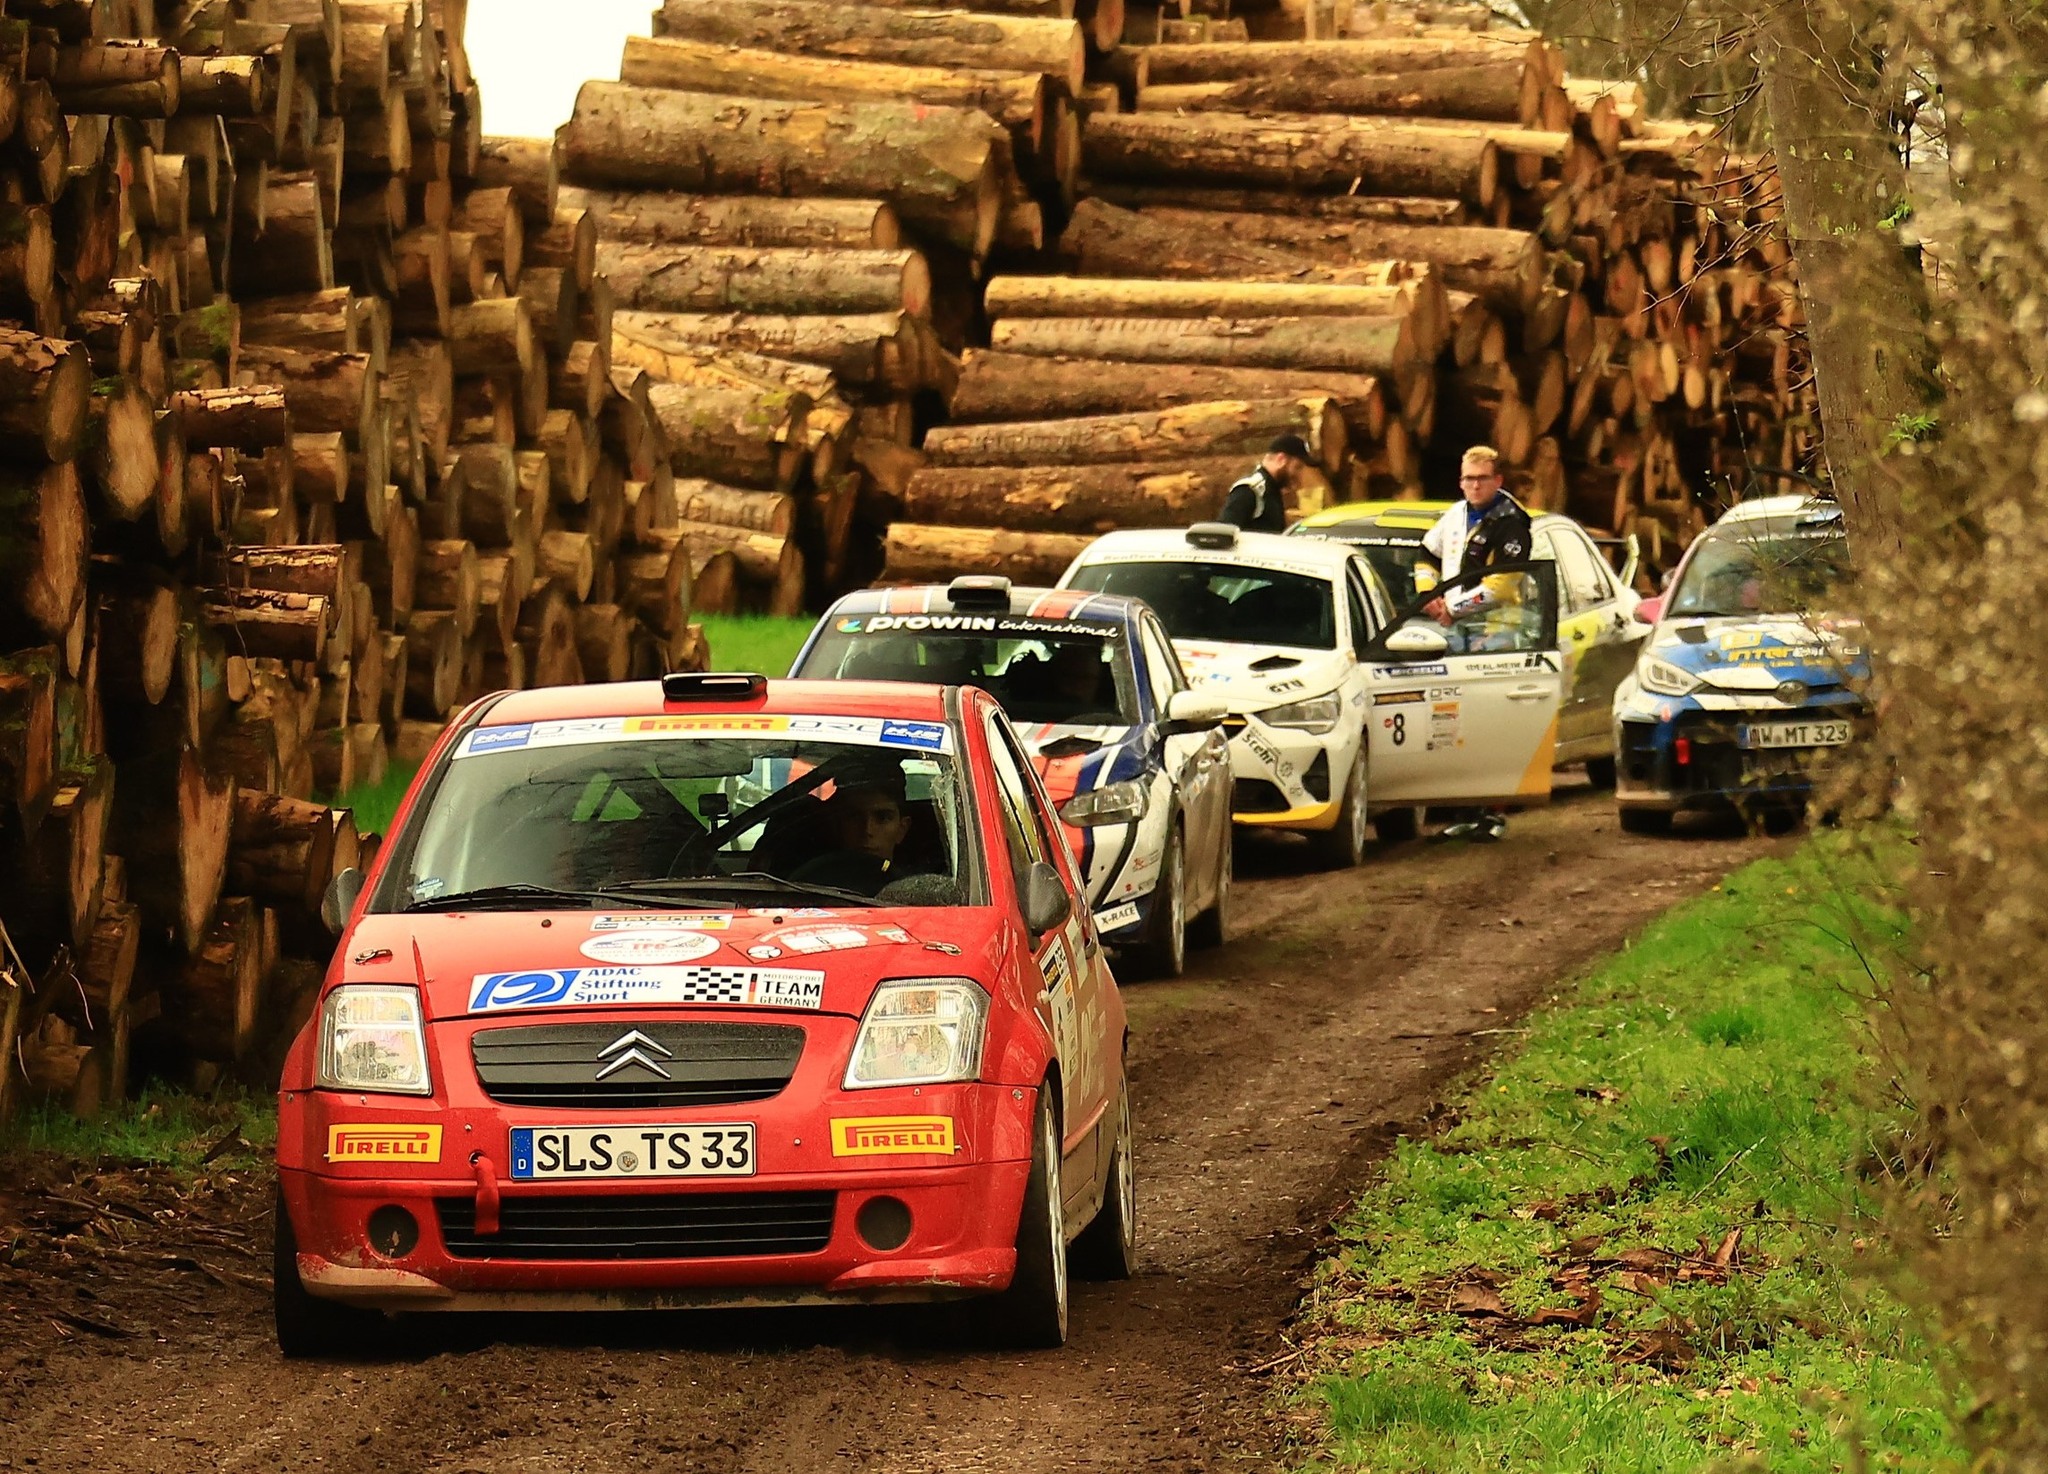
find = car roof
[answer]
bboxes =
[1293,500,1452,532]
[1068,526,1360,575]
[1713,494,1843,529]
[824,584,1145,631]
[476,678,953,727]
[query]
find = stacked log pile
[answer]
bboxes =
[0,0,728,1122]
[894,16,1817,582]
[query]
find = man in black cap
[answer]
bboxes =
[1217,434,1312,533]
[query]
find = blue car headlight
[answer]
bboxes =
[1636,657,1700,698]
[1060,778,1149,827]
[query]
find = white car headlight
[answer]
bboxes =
[845,978,990,1090]
[317,985,432,1095]
[1060,778,1148,827]
[1258,693,1343,734]
[1636,657,1700,697]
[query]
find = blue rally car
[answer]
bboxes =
[1612,495,1868,833]
[789,577,1235,978]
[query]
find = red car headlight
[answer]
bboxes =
[844,978,990,1090]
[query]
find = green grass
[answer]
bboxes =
[1298,838,1962,1473]
[695,613,817,679]
[332,760,418,837]
[5,1087,276,1169]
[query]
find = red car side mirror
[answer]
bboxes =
[1635,596,1664,625]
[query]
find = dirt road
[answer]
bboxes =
[0,792,1759,1472]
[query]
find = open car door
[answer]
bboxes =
[1362,562,1564,807]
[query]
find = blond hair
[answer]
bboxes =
[1461,445,1501,473]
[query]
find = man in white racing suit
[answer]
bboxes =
[1414,445,1536,843]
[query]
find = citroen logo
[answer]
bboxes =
[595,1029,673,1081]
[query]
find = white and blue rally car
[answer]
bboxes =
[789,577,1235,978]
[1612,495,1868,833]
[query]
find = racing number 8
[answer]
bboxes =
[1391,713,1407,747]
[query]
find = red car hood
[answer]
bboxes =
[338,906,1000,1022]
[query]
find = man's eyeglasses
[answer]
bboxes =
[1459,475,1498,485]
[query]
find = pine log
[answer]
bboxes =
[650,0,1086,94]
[52,43,182,117]
[202,589,332,663]
[608,308,901,386]
[881,525,1090,586]
[617,533,697,637]
[620,35,1047,148]
[1137,61,1541,123]
[596,240,932,318]
[112,746,233,954]
[645,382,811,492]
[404,607,463,718]
[984,273,1439,326]
[516,583,583,688]
[924,396,1347,471]
[476,136,559,226]
[559,188,900,251]
[167,386,292,452]
[227,789,339,911]
[237,345,377,443]
[415,538,482,637]
[572,603,633,684]
[166,894,264,1061]
[1136,34,1544,86]
[180,54,270,117]
[0,329,91,462]
[674,482,797,536]
[1086,110,1496,204]
[947,351,1389,444]
[0,647,59,823]
[559,82,1000,256]
[689,549,740,615]
[95,583,178,706]
[989,314,1421,380]
[902,458,1268,533]
[537,529,596,602]
[448,296,534,376]
[0,463,88,645]
[526,206,599,291]
[454,185,526,289]
[1056,198,1420,287]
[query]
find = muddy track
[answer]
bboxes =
[0,791,1759,1472]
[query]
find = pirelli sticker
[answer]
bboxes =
[830,1116,958,1157]
[326,1124,443,1162]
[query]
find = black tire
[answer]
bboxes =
[1373,805,1423,843]
[273,1190,387,1359]
[1070,1076,1136,1280]
[1186,826,1232,950]
[987,1090,1068,1349]
[1618,806,1673,836]
[1584,755,1618,789]
[1309,747,1369,869]
[1128,826,1187,979]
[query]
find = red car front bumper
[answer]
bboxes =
[280,1026,1039,1312]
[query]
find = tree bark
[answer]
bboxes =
[202,589,332,663]
[924,396,1346,470]
[1135,34,1543,86]
[1057,197,1433,287]
[476,135,559,225]
[0,328,91,462]
[227,789,339,911]
[1137,60,1540,123]
[0,463,87,645]
[404,607,463,718]
[989,313,1420,378]
[237,346,378,443]
[560,82,1001,256]
[597,240,932,318]
[95,583,179,706]
[167,386,293,451]
[52,43,181,116]
[572,603,633,684]
[112,746,233,955]
[881,525,1091,585]
[609,307,903,385]
[1083,111,1497,205]
[674,481,797,536]
[650,0,1086,94]
[984,271,1438,325]
[0,647,58,823]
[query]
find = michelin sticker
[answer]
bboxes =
[468,965,825,1012]
[578,929,724,964]
[1376,663,1448,680]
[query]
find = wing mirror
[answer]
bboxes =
[1162,690,1229,735]
[1635,595,1665,625]
[321,866,365,934]
[1021,861,1073,936]
[1383,625,1450,658]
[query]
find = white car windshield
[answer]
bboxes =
[797,624,1139,727]
[383,724,971,910]
[1067,560,1337,650]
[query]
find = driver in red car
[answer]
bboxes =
[790,761,915,896]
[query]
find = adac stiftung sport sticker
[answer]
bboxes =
[468,964,825,1012]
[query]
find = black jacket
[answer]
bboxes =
[1417,492,1534,586]
[1217,466,1287,533]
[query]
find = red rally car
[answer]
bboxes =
[275,673,1133,1355]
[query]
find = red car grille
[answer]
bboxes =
[470,1022,804,1110]
[435,1190,838,1261]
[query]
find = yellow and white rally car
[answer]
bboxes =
[1059,524,1567,867]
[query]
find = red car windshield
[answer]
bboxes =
[384,718,973,909]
